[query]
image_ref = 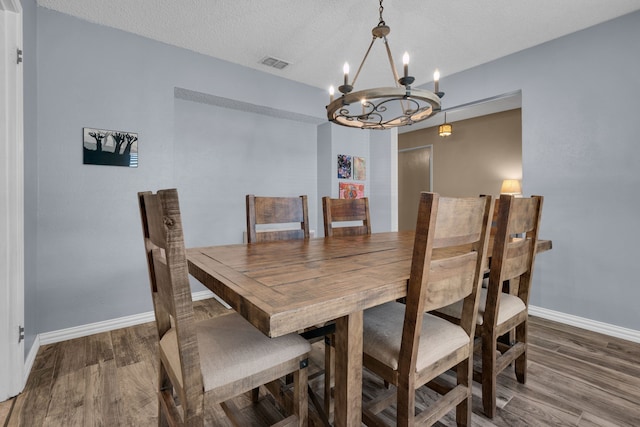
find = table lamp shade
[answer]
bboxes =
[500,179,522,195]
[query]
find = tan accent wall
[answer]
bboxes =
[399,108,522,198]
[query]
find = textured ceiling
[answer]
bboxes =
[36,0,640,93]
[35,0,640,131]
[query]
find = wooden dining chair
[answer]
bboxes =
[322,196,371,237]
[361,192,493,426]
[139,189,310,426]
[246,193,332,425]
[246,194,309,243]
[436,194,543,418]
[320,196,372,419]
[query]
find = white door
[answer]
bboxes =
[0,0,25,401]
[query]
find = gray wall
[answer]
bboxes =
[173,96,319,247]
[432,11,640,329]
[369,129,398,233]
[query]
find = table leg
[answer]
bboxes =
[333,311,363,427]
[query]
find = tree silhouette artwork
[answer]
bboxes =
[83,127,138,167]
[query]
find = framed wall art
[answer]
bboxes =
[337,154,351,179]
[353,156,366,180]
[83,127,138,167]
[339,182,365,199]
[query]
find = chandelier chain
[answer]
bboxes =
[378,0,385,26]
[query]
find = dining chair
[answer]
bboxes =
[139,188,310,426]
[361,192,493,426]
[246,194,310,243]
[246,194,333,425]
[320,196,372,419]
[322,196,371,237]
[436,194,543,418]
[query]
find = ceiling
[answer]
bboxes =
[36,0,640,128]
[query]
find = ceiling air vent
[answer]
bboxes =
[260,56,289,70]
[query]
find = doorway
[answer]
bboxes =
[398,145,432,230]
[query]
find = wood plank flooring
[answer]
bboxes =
[5,298,640,426]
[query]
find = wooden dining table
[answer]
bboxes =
[187,231,552,426]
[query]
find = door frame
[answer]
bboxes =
[0,0,25,401]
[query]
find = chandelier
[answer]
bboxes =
[326,0,444,130]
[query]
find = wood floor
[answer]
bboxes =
[4,298,640,426]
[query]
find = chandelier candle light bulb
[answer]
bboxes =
[329,86,335,103]
[343,62,350,86]
[403,52,410,79]
[434,69,440,94]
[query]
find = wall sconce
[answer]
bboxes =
[500,179,522,195]
[438,112,452,137]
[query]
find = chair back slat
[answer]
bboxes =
[432,197,488,249]
[422,252,479,312]
[328,198,368,221]
[253,196,306,224]
[506,197,540,236]
[502,238,534,281]
[322,197,372,237]
[246,194,310,243]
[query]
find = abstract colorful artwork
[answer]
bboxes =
[337,154,352,179]
[339,182,365,199]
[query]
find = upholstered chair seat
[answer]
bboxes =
[437,288,526,327]
[363,302,470,372]
[159,312,310,392]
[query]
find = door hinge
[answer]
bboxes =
[17,48,23,64]
[18,326,25,343]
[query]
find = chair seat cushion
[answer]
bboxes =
[363,302,470,372]
[436,288,526,326]
[160,312,311,391]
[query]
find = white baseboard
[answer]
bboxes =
[39,310,155,346]
[37,290,228,346]
[529,305,640,343]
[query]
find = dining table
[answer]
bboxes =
[186,230,552,426]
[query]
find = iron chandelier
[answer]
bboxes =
[326,0,444,130]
